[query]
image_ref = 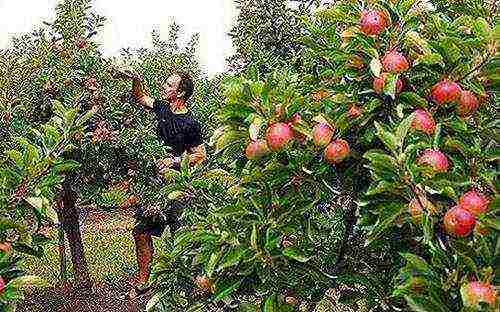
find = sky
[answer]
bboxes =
[0,0,237,76]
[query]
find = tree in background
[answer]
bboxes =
[227,0,311,73]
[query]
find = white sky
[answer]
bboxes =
[0,0,237,76]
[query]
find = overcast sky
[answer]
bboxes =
[0,0,237,76]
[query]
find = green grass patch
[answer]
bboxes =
[20,211,163,285]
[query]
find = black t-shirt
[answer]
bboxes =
[152,99,203,156]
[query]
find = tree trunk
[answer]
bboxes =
[58,226,67,281]
[333,191,357,272]
[56,174,92,289]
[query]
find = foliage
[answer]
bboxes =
[0,100,92,308]
[151,0,498,311]
[0,0,498,311]
[227,0,313,73]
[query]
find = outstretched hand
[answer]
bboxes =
[111,66,141,80]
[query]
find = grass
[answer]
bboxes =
[20,209,161,285]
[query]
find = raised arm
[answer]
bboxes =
[113,68,154,109]
[131,77,154,109]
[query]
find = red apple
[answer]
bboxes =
[458,190,490,216]
[457,90,479,117]
[411,109,436,135]
[265,123,294,151]
[373,73,403,94]
[0,242,11,254]
[324,139,350,164]
[76,37,88,49]
[461,281,497,307]
[348,105,362,118]
[0,276,4,294]
[443,206,476,237]
[195,275,214,293]
[408,196,437,221]
[85,77,98,92]
[417,149,449,172]
[381,51,409,73]
[359,10,388,36]
[311,89,330,102]
[245,139,270,160]
[312,123,334,147]
[431,80,461,105]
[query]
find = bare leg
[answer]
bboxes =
[133,226,154,286]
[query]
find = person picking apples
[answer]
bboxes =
[115,67,206,297]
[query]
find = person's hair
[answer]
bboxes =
[175,72,194,101]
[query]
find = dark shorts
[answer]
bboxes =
[133,200,184,237]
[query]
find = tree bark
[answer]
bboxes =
[333,191,357,272]
[58,226,67,281]
[56,174,92,289]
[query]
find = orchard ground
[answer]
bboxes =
[18,206,154,312]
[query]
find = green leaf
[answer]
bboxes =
[374,122,397,152]
[482,217,500,231]
[214,278,243,301]
[382,74,395,99]
[290,122,312,140]
[0,219,30,243]
[162,168,181,182]
[167,191,189,200]
[363,150,400,179]
[250,224,258,251]
[75,110,95,128]
[43,125,61,149]
[418,53,444,66]
[6,150,23,167]
[45,205,59,223]
[205,251,221,278]
[467,80,486,96]
[219,246,249,270]
[399,92,429,109]
[51,100,65,118]
[457,253,478,276]
[263,294,278,312]
[400,253,431,273]
[146,292,164,312]
[64,108,78,124]
[396,114,414,149]
[472,18,490,38]
[214,204,248,217]
[24,197,44,210]
[367,202,405,243]
[11,243,42,257]
[404,295,448,312]
[399,0,420,16]
[282,247,310,263]
[23,142,40,165]
[53,160,80,173]
[366,181,399,196]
